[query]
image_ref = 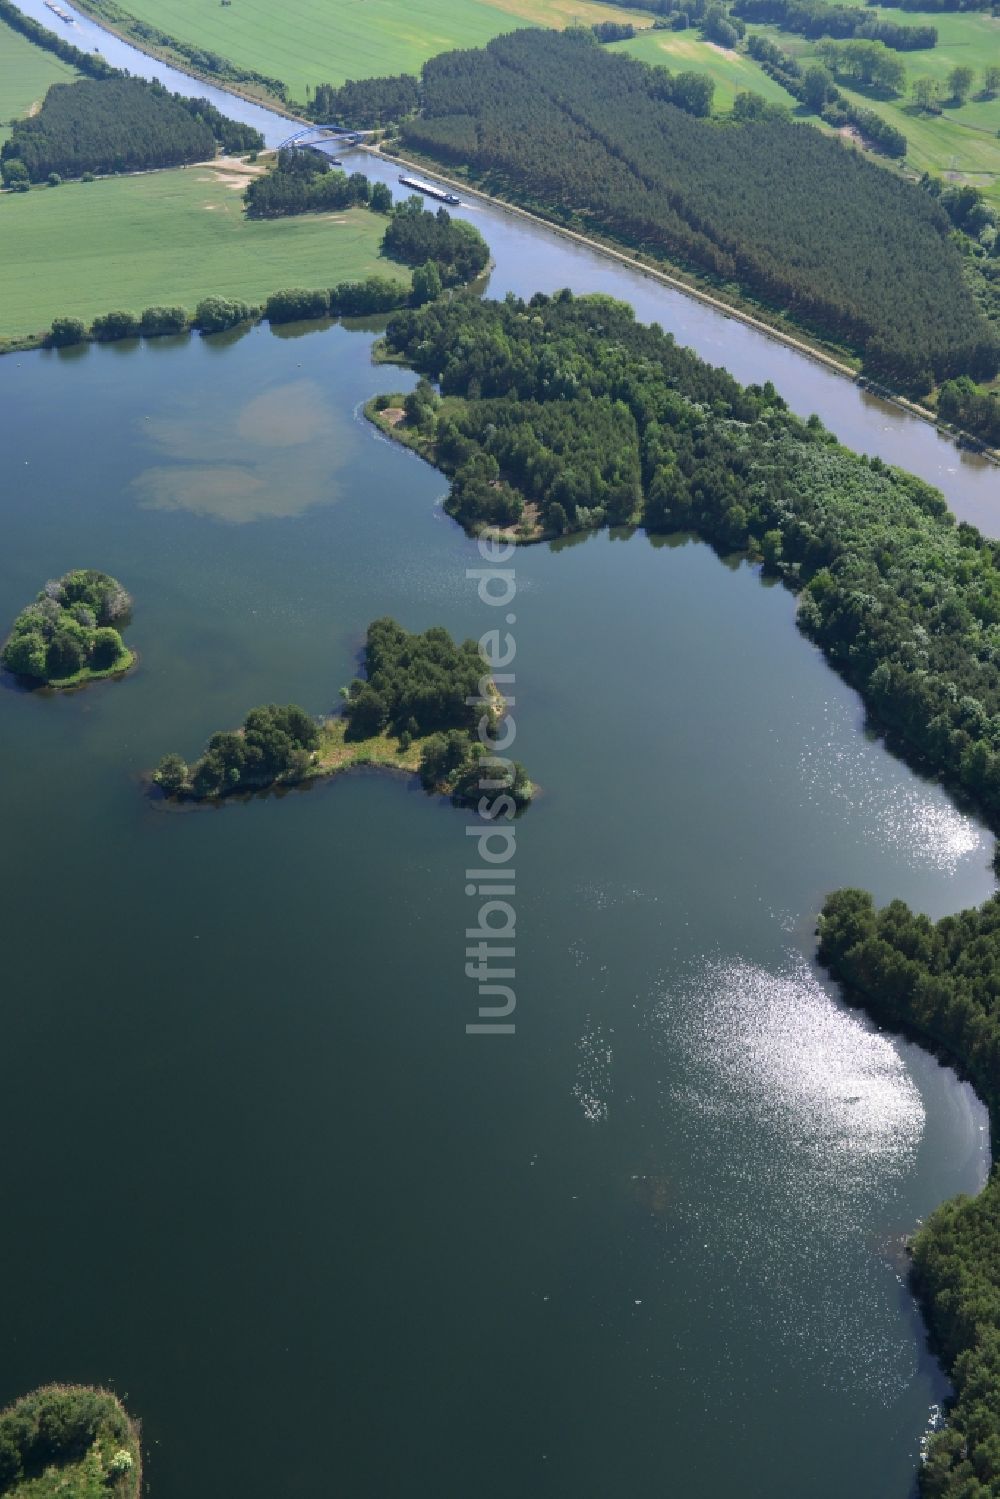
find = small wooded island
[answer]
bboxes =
[153,618,532,808]
[0,1383,140,1499]
[1,570,133,686]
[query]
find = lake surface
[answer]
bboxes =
[4,5,1000,1492]
[0,322,994,1499]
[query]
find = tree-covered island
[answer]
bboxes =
[0,1384,140,1499]
[153,618,532,810]
[1,570,133,687]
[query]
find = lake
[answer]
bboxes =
[3,4,1000,1491]
[0,319,994,1498]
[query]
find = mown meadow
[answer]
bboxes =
[766,7,1000,206]
[0,162,405,338]
[71,0,653,102]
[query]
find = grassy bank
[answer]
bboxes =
[619,6,1000,207]
[614,27,799,112]
[38,644,136,690]
[0,14,80,146]
[768,11,1000,207]
[0,159,408,338]
[70,0,652,103]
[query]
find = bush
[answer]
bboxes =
[1,158,28,189]
[330,275,409,315]
[48,316,87,347]
[168,704,319,799]
[1,570,132,685]
[91,309,139,341]
[370,180,393,213]
[193,295,256,333]
[140,304,188,336]
[46,171,61,186]
[0,1386,136,1492]
[153,753,188,794]
[264,287,330,323]
[89,626,124,668]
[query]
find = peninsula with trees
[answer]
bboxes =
[153,619,532,810]
[1,570,134,687]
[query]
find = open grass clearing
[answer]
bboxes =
[614,26,798,110]
[0,160,407,337]
[749,9,1000,204]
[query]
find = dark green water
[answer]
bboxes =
[0,326,994,1498]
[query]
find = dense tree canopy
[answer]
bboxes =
[818,891,1000,1498]
[380,197,489,284]
[342,619,531,806]
[0,76,259,182]
[399,28,995,385]
[155,704,320,799]
[243,148,373,218]
[382,290,1000,823]
[309,73,420,127]
[1,570,132,685]
[343,617,484,739]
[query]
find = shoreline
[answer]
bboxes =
[371,142,1000,468]
[1,645,137,691]
[4,0,996,460]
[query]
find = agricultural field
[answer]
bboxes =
[613,26,797,110]
[763,10,1000,205]
[74,0,653,102]
[0,15,79,146]
[0,159,407,337]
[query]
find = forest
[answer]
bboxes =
[0,1385,140,1498]
[380,289,1000,825]
[308,73,420,127]
[1,570,133,686]
[342,618,532,807]
[380,197,490,285]
[399,28,996,387]
[243,149,387,218]
[818,891,1000,1497]
[0,76,261,182]
[154,704,321,799]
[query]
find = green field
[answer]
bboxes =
[769,11,1000,204]
[76,0,653,101]
[614,26,797,110]
[0,162,408,337]
[0,16,79,145]
[617,7,998,203]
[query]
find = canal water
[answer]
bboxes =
[2,5,999,1496]
[11,0,1000,528]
